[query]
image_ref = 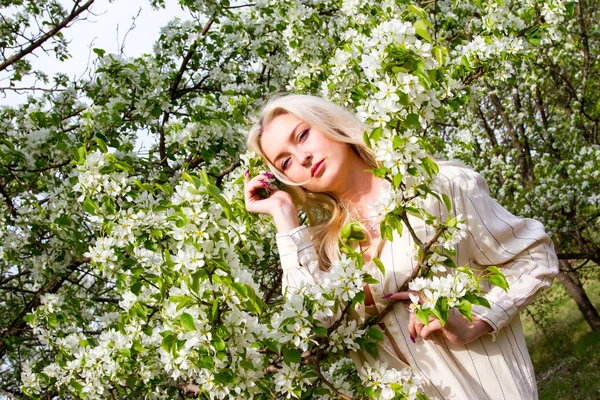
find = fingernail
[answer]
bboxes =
[382,293,393,299]
[410,335,415,343]
[263,172,274,178]
[244,169,249,177]
[260,180,269,186]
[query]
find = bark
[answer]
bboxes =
[556,261,600,331]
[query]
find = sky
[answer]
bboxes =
[0,0,190,107]
[0,0,192,152]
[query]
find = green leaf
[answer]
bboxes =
[363,276,380,284]
[206,184,233,220]
[443,257,457,268]
[212,337,226,351]
[463,293,491,309]
[353,291,366,305]
[73,146,87,165]
[48,315,58,327]
[486,266,509,291]
[70,379,84,392]
[393,172,402,188]
[370,127,382,142]
[93,48,106,57]
[405,113,420,129]
[82,198,98,215]
[340,221,367,243]
[422,157,439,176]
[407,4,426,18]
[130,282,142,296]
[461,54,472,69]
[367,327,384,341]
[199,354,214,369]
[96,138,108,153]
[414,19,432,42]
[179,313,196,332]
[415,308,430,325]
[117,348,131,358]
[434,46,445,66]
[314,326,328,336]
[363,130,372,149]
[214,371,236,384]
[283,348,301,365]
[363,341,379,358]
[114,160,134,173]
[372,257,386,276]
[565,2,575,16]
[456,299,473,322]
[441,193,452,213]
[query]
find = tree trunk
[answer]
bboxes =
[556,261,600,331]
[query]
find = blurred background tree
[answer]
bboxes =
[0,0,597,399]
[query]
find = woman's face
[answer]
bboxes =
[260,113,356,194]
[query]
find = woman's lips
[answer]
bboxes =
[311,160,325,177]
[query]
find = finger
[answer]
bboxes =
[407,311,417,340]
[382,290,421,303]
[245,173,273,187]
[421,319,443,341]
[244,169,249,182]
[245,175,275,200]
[415,318,425,338]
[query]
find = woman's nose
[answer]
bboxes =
[301,152,312,167]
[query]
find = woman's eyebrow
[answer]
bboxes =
[273,121,304,164]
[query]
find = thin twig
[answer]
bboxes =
[0,0,96,72]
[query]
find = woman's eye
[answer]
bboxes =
[299,129,309,141]
[282,158,291,171]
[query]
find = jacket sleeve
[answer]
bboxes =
[438,166,559,334]
[275,225,324,299]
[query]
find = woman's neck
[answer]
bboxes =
[332,157,383,221]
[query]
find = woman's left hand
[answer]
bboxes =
[384,291,493,346]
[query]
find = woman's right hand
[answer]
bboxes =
[244,171,300,233]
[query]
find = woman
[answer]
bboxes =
[244,94,558,399]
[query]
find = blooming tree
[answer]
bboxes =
[0,0,584,399]
[429,0,600,331]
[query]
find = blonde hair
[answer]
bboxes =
[247,94,378,270]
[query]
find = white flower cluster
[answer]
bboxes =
[315,358,355,399]
[273,363,311,399]
[329,319,365,353]
[408,271,476,311]
[275,296,315,352]
[72,150,133,203]
[322,254,364,302]
[440,215,468,250]
[83,236,119,276]
[360,360,422,400]
[375,132,428,176]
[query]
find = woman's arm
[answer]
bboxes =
[385,165,559,344]
[244,171,322,298]
[448,167,559,334]
[276,225,324,298]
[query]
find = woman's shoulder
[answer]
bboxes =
[433,160,487,193]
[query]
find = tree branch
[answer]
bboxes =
[159,19,214,166]
[313,355,353,400]
[0,271,31,286]
[0,258,89,360]
[0,0,96,73]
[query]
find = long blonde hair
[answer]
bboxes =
[247,94,378,270]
